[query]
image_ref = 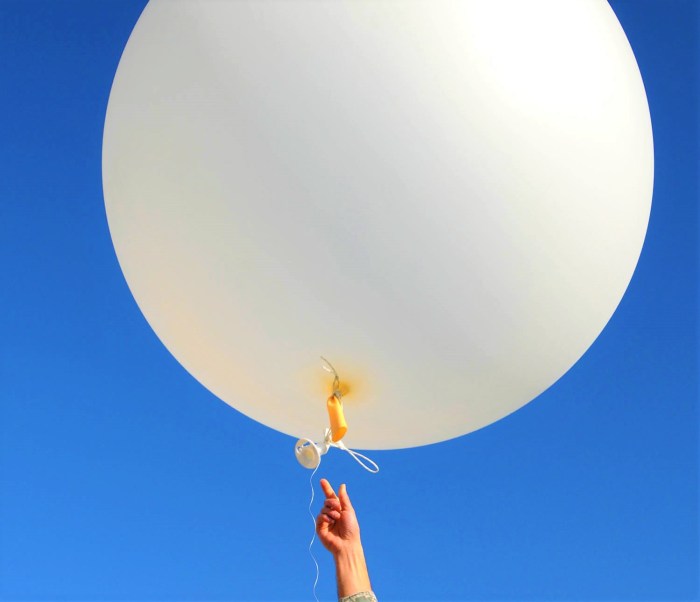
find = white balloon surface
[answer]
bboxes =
[103,0,653,449]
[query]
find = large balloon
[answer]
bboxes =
[103,0,653,449]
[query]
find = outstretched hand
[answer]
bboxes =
[316,478,361,556]
[315,478,372,597]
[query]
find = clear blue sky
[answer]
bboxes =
[1,1,697,601]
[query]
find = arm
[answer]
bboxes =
[334,540,371,598]
[316,479,376,600]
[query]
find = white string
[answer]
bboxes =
[336,440,380,473]
[307,454,321,602]
[344,447,380,473]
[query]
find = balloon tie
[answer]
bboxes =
[319,357,379,472]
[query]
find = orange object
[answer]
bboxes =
[327,394,347,442]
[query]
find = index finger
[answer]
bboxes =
[320,478,337,499]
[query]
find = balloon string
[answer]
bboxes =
[336,440,380,473]
[344,447,380,473]
[308,454,321,602]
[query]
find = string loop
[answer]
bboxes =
[336,439,380,473]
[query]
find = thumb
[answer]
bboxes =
[338,483,353,510]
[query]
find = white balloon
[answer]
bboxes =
[103,0,653,449]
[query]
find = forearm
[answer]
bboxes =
[333,543,372,598]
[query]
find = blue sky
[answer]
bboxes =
[1,1,697,601]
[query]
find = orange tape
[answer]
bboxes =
[326,395,347,442]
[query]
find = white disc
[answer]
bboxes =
[103,0,653,449]
[295,439,321,470]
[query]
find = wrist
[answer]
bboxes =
[333,541,364,561]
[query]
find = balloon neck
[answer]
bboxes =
[327,394,347,442]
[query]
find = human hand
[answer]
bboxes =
[315,478,361,556]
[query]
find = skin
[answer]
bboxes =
[316,478,372,598]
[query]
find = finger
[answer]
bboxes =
[320,478,337,499]
[321,507,341,521]
[317,514,334,526]
[321,503,341,518]
[338,483,353,510]
[324,498,341,511]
